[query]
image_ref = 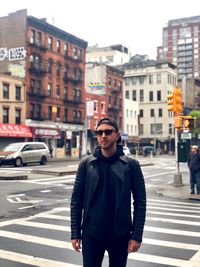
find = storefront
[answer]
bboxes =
[0,123,32,149]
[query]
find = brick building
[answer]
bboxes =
[0,9,87,156]
[85,62,124,153]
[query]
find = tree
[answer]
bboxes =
[190,110,200,135]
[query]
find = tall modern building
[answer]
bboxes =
[0,9,87,157]
[157,16,200,110]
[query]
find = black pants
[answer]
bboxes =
[82,232,129,267]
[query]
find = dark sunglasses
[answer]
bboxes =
[95,129,116,136]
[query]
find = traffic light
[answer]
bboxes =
[173,87,183,115]
[167,92,174,112]
[183,117,196,129]
[174,116,182,128]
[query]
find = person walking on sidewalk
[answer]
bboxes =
[70,117,146,267]
[187,145,200,194]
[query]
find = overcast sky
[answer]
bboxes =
[1,0,200,59]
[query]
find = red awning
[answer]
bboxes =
[0,123,32,138]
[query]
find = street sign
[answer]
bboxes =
[181,132,192,139]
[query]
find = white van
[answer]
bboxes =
[0,142,50,167]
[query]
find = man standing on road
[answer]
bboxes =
[188,145,200,194]
[70,117,146,267]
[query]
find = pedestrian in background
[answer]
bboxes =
[70,117,146,267]
[187,145,200,194]
[49,143,53,158]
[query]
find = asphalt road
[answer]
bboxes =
[0,156,200,266]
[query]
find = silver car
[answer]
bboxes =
[0,142,50,167]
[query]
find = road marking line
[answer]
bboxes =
[145,226,200,237]
[148,210,200,219]
[147,216,200,226]
[7,194,26,198]
[0,249,81,267]
[148,198,200,206]
[40,190,51,193]
[14,221,70,231]
[18,206,34,210]
[147,204,200,213]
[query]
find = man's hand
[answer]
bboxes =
[128,240,141,253]
[71,239,81,252]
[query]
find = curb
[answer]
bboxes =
[0,174,28,180]
[31,169,76,176]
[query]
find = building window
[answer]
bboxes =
[169,123,173,135]
[73,47,78,59]
[140,89,144,102]
[132,77,137,85]
[48,59,53,74]
[64,109,68,122]
[158,108,162,117]
[15,86,21,100]
[64,43,68,55]
[16,109,21,124]
[64,64,68,77]
[149,75,154,84]
[157,74,161,84]
[37,31,42,46]
[94,101,98,112]
[139,124,144,135]
[140,109,143,118]
[57,107,60,120]
[108,77,112,86]
[157,90,161,101]
[30,103,35,118]
[56,62,61,77]
[101,102,105,113]
[151,123,162,135]
[56,85,60,98]
[56,40,61,53]
[132,90,137,101]
[125,90,129,99]
[3,107,9,123]
[48,83,52,96]
[149,91,153,101]
[48,36,53,50]
[30,29,35,44]
[64,87,67,99]
[48,106,52,120]
[35,104,41,119]
[3,83,9,99]
[150,109,154,117]
[139,76,144,84]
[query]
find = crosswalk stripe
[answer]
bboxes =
[21,175,75,183]
[0,249,81,267]
[148,210,200,219]
[145,226,200,237]
[148,206,200,214]
[147,216,200,226]
[128,252,193,267]
[148,203,200,210]
[148,199,200,206]
[0,229,199,251]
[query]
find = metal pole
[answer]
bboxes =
[85,100,88,155]
[173,128,183,186]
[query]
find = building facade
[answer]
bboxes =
[86,44,130,66]
[0,74,32,149]
[123,55,177,154]
[0,9,87,157]
[85,62,124,153]
[157,16,200,110]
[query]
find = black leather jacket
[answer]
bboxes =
[70,155,146,242]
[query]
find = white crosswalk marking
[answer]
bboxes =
[0,199,200,266]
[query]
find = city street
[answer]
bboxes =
[0,156,200,266]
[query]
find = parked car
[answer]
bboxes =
[0,142,50,167]
[142,146,156,156]
[123,146,131,156]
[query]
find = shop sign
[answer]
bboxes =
[31,127,61,139]
[0,47,26,61]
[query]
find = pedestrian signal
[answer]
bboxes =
[184,117,196,129]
